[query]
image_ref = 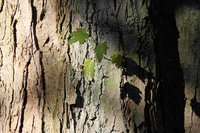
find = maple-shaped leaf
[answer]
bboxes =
[95,42,108,62]
[111,52,123,68]
[68,28,89,45]
[83,59,95,79]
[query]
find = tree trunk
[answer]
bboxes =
[0,0,151,132]
[176,3,200,133]
[148,0,185,132]
[0,0,200,133]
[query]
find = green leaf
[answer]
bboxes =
[95,42,108,62]
[83,59,95,79]
[68,28,89,45]
[111,52,123,68]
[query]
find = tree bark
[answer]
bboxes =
[1,0,200,133]
[148,0,185,132]
[176,3,200,133]
[0,0,151,133]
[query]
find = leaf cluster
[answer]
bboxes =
[68,28,124,80]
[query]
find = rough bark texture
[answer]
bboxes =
[0,0,151,133]
[176,4,200,133]
[0,0,200,133]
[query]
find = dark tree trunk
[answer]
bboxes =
[148,0,185,132]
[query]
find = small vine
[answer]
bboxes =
[68,28,125,80]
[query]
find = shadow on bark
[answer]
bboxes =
[191,77,200,117]
[121,57,154,106]
[121,82,142,105]
[70,81,84,108]
[66,0,156,132]
[122,57,153,82]
[191,97,200,117]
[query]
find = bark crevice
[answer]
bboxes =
[18,59,31,133]
[0,0,4,13]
